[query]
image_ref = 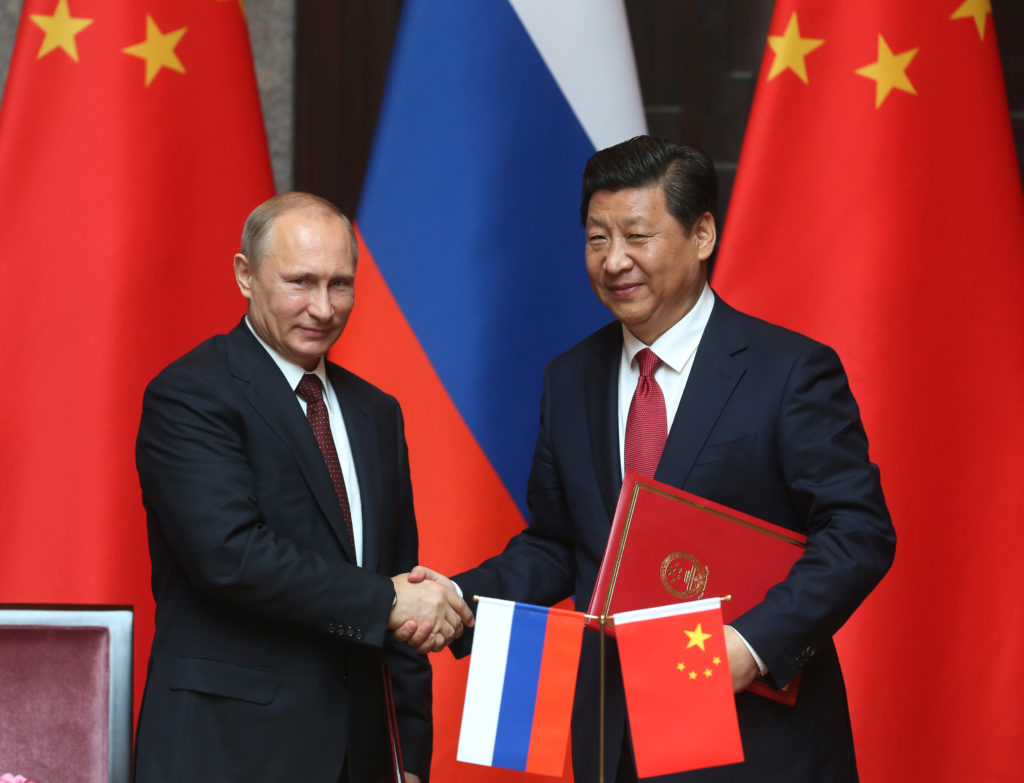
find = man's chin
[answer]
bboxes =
[288,341,335,369]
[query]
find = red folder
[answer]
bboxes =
[587,472,807,705]
[380,662,405,783]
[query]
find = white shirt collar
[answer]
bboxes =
[621,282,715,372]
[244,316,329,393]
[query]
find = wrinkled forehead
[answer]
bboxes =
[264,207,356,262]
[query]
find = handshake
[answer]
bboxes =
[388,566,475,653]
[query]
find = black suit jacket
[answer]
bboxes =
[454,295,895,782]
[133,320,431,782]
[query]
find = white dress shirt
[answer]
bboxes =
[616,282,716,474]
[245,318,364,565]
[615,285,767,675]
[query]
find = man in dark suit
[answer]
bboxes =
[416,137,895,781]
[133,192,473,782]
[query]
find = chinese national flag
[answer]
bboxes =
[713,2,1024,781]
[614,599,743,777]
[0,0,273,715]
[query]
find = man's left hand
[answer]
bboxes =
[404,773,421,783]
[724,626,759,693]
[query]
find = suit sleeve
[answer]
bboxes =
[731,342,896,686]
[136,363,397,646]
[451,362,579,647]
[378,400,433,779]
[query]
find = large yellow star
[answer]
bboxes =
[684,622,713,651]
[855,35,919,109]
[29,0,93,62]
[123,15,187,87]
[951,0,992,40]
[766,12,824,84]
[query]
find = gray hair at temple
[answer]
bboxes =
[240,191,358,269]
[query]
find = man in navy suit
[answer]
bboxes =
[133,193,473,782]
[417,137,895,781]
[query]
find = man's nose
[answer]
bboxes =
[308,285,333,319]
[604,238,632,273]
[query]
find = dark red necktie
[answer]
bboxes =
[624,348,667,478]
[296,373,356,554]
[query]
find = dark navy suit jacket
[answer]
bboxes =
[133,320,431,782]
[454,294,895,782]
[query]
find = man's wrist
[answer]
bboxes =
[727,625,767,676]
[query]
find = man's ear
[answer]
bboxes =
[234,253,254,300]
[693,212,717,261]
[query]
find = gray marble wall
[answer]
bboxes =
[0,0,295,191]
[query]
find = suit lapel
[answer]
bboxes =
[328,365,383,571]
[584,324,624,522]
[226,322,359,563]
[655,297,748,489]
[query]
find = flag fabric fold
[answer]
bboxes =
[348,2,645,778]
[0,0,274,713]
[713,1,1024,780]
[458,597,585,777]
[614,598,744,778]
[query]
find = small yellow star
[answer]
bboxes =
[685,622,713,651]
[123,15,187,87]
[712,656,721,666]
[951,0,992,40]
[704,669,713,678]
[855,35,919,109]
[29,0,93,62]
[766,12,825,84]
[676,662,686,672]
[689,671,698,680]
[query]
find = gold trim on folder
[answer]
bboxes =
[600,479,805,622]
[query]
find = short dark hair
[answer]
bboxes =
[240,191,357,269]
[580,136,718,234]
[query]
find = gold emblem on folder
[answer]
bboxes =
[660,552,709,599]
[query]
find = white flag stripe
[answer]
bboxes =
[456,596,516,766]
[509,0,647,150]
[613,597,722,626]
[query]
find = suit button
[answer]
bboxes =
[355,629,364,641]
[345,626,354,638]
[327,622,336,634]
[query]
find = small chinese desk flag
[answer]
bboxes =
[615,597,744,777]
[458,597,584,776]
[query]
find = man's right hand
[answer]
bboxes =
[389,570,474,654]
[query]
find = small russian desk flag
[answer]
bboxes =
[457,597,585,776]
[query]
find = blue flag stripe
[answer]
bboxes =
[358,0,609,514]
[491,602,549,769]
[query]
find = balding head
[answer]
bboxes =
[240,192,358,270]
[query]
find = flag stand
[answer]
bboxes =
[599,615,607,783]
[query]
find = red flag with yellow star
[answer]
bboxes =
[614,598,743,777]
[0,0,273,715]
[713,1,1024,781]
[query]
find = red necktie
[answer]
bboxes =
[624,348,667,478]
[296,373,356,554]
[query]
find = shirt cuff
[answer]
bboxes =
[728,625,767,676]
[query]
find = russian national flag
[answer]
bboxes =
[457,597,585,776]
[336,0,644,777]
